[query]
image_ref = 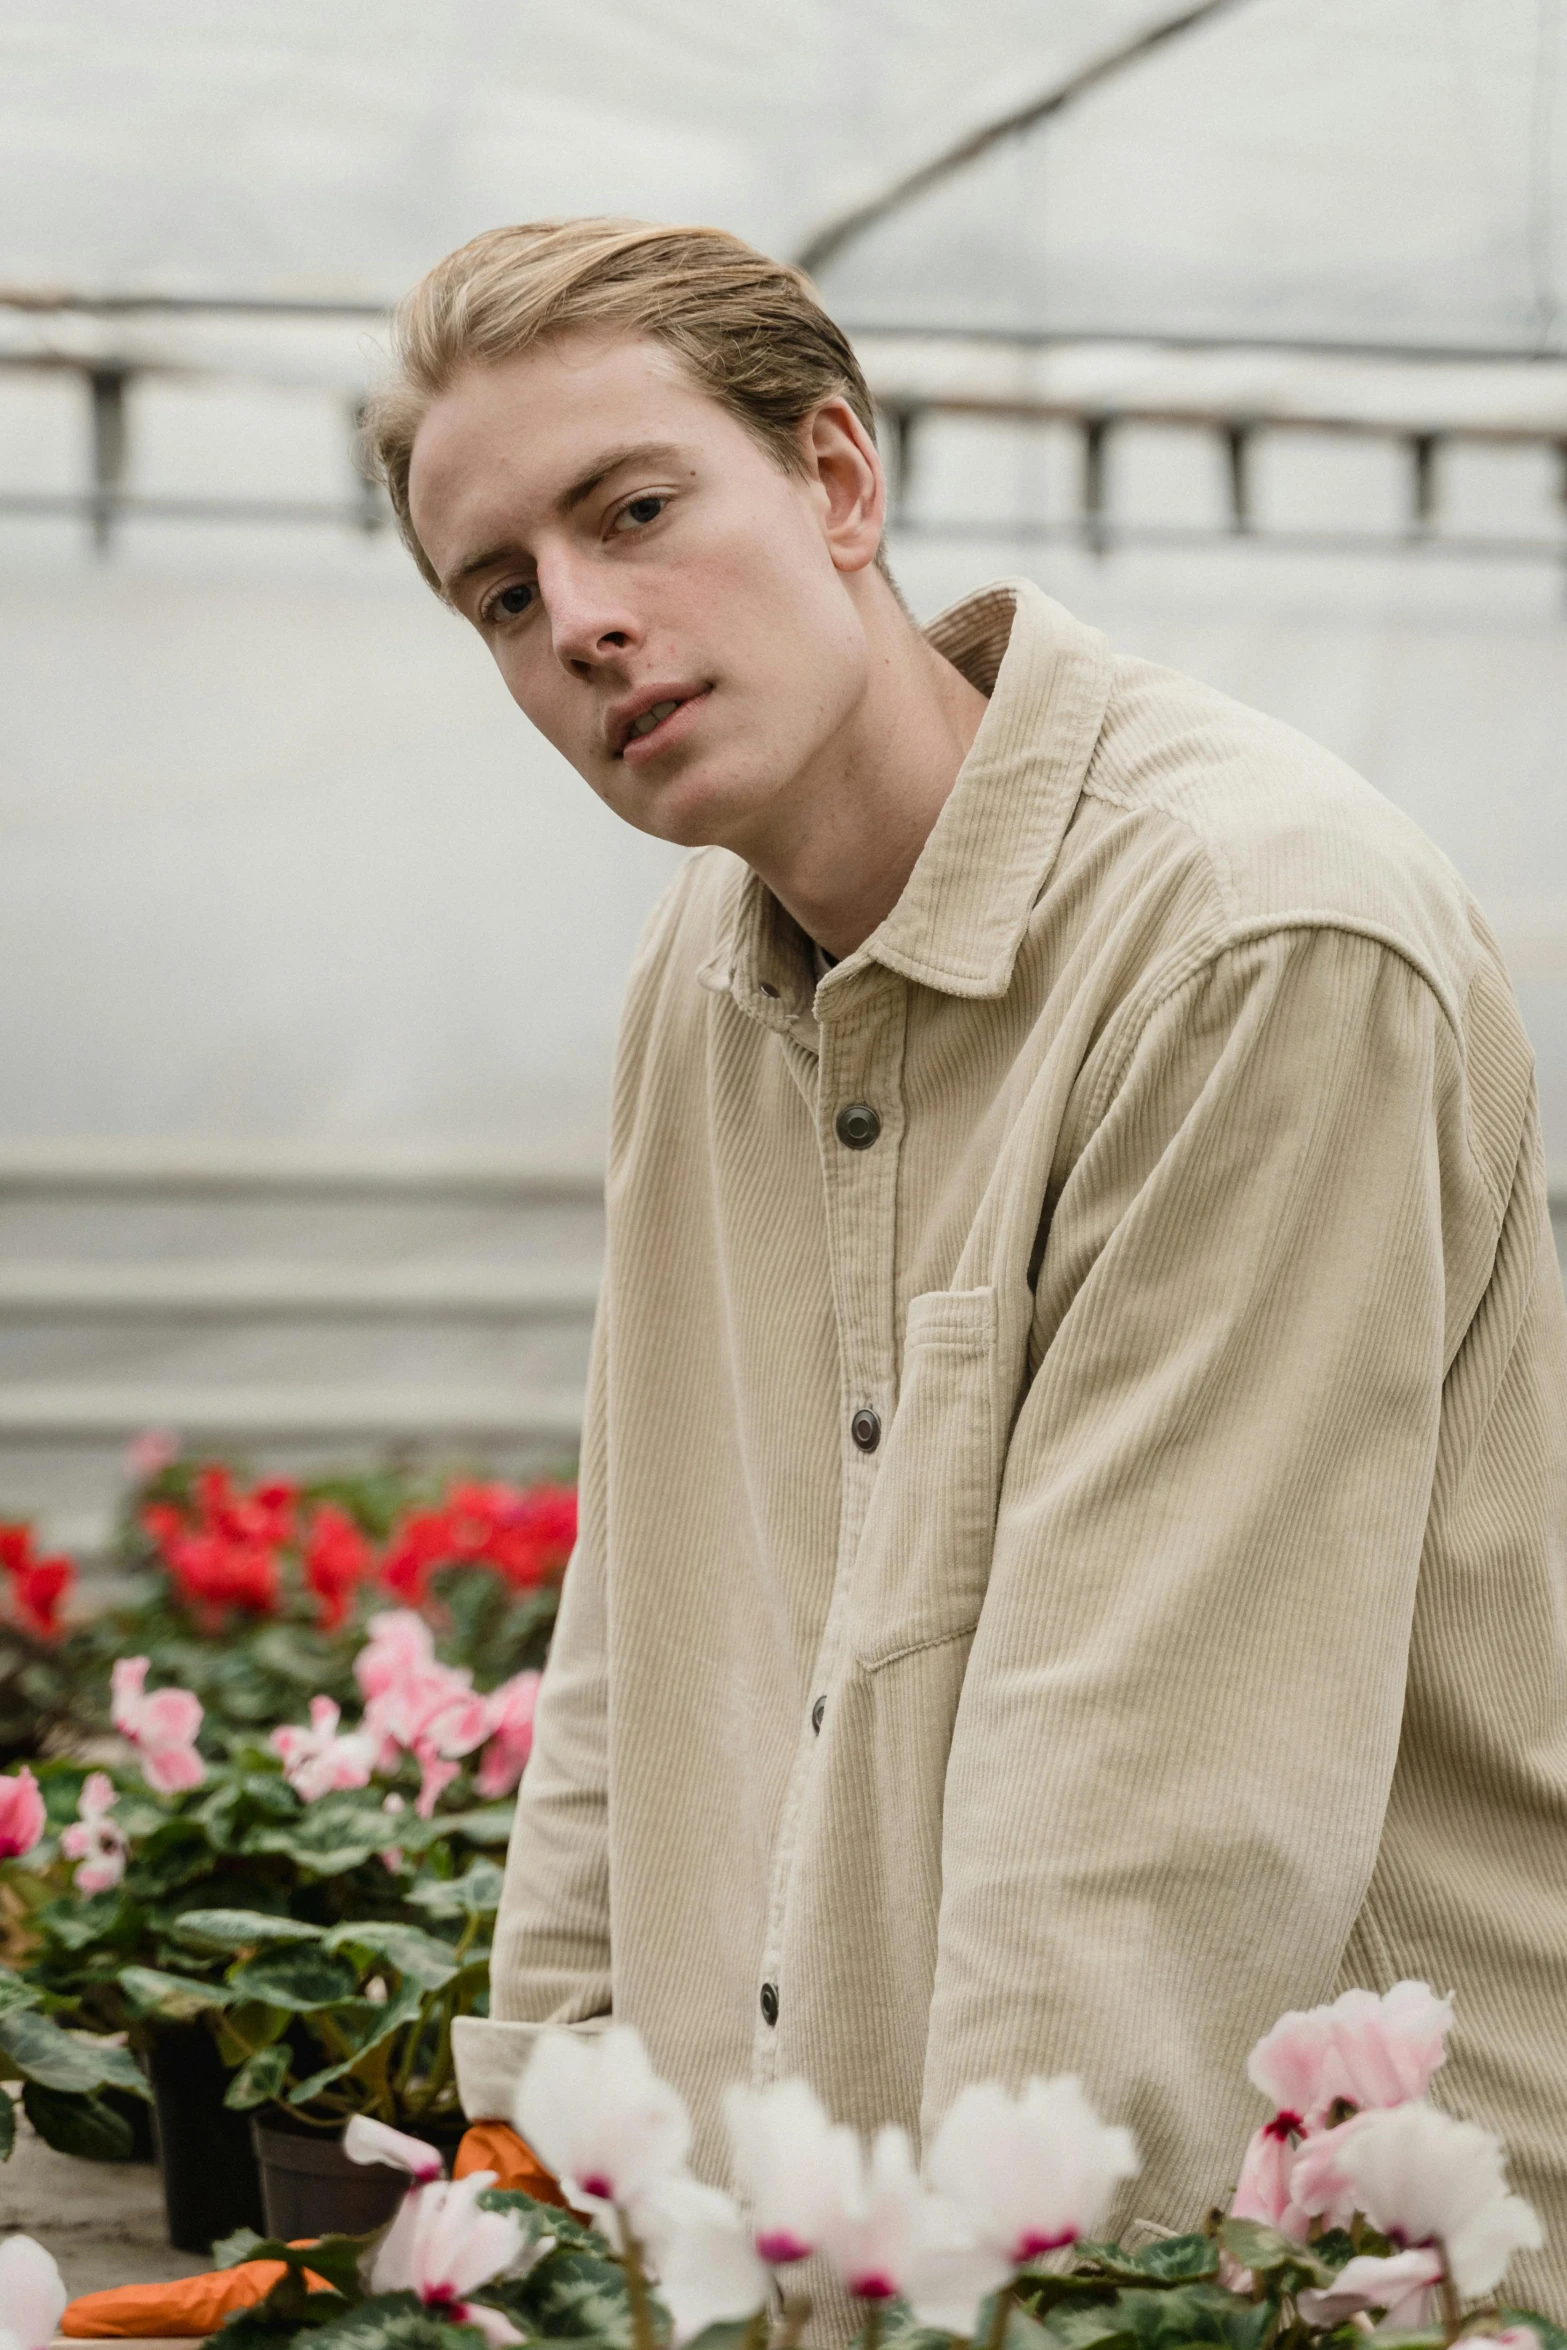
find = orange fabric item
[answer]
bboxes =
[62,2249,332,2338]
[453,2118,574,2211]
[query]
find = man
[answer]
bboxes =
[368,219,1567,2316]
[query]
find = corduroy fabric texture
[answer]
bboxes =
[455,581,1567,2328]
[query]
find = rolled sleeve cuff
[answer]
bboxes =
[452,2012,612,2121]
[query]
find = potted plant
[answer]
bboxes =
[164,1854,501,2238]
[2,1600,533,2248]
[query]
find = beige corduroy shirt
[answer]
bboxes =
[455,581,1567,2318]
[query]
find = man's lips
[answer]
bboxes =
[611,686,712,762]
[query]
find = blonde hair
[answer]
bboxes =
[363,218,892,594]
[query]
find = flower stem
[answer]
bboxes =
[1437,2255,1463,2346]
[779,2294,812,2350]
[616,2210,660,2350]
[861,2303,882,2350]
[983,2286,1014,2350]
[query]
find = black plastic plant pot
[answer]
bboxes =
[145,2021,266,2253]
[251,2114,463,2240]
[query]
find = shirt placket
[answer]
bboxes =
[750,958,908,2079]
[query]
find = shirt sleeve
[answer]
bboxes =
[452,1304,614,2120]
[920,922,1462,2226]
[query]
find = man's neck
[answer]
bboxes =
[737,578,989,962]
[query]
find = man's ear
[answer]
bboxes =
[802,398,887,576]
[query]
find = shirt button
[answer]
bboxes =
[760,1982,780,2026]
[851,1407,881,1453]
[835,1101,881,1150]
[811,1695,826,1735]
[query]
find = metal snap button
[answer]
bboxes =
[810,1694,826,1734]
[760,1981,779,2026]
[850,1407,881,1452]
[834,1101,881,1149]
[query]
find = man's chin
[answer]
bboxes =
[605,759,765,854]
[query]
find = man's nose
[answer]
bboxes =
[541,553,641,677]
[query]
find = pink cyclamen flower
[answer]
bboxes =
[60,1771,129,1893]
[125,1428,179,1482]
[1296,2247,1445,2327]
[355,1611,489,1817]
[354,1609,438,1702]
[0,1767,46,1860]
[475,1671,540,1800]
[1247,1981,1453,2134]
[0,2233,68,2350]
[927,2075,1140,2266]
[110,1658,205,1794]
[271,1697,376,1802]
[369,2168,535,2346]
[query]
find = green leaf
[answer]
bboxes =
[1501,2314,1567,2350]
[408,1861,505,1919]
[22,2082,136,2161]
[215,2228,277,2269]
[296,2292,466,2350]
[404,1806,516,1849]
[244,1828,381,1879]
[287,1977,427,2104]
[0,1965,41,2018]
[1215,2219,1331,2288]
[1125,2286,1274,2350]
[0,2007,123,2092]
[476,2187,606,2256]
[1035,2305,1134,2350]
[214,2233,371,2302]
[175,1907,324,1951]
[118,1963,232,2021]
[0,2082,14,2160]
[681,2326,756,2350]
[494,2247,636,2348]
[322,1922,459,1990]
[226,2042,293,2108]
[230,1945,362,2011]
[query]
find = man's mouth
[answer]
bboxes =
[612,686,712,761]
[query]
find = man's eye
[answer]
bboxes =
[494,583,534,617]
[614,495,667,531]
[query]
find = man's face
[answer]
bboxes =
[408,333,880,855]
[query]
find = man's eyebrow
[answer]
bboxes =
[556,440,686,516]
[444,443,688,600]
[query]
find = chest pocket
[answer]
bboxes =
[849,1285,1003,1672]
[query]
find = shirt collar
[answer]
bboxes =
[704,578,1113,1019]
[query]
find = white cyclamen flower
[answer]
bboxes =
[343,2113,446,2185]
[370,2168,536,2346]
[927,2076,1140,2265]
[516,2026,691,2230]
[639,2175,771,2346]
[724,2078,863,2263]
[0,2236,68,2350]
[809,2125,1009,2337]
[1334,2103,1543,2299]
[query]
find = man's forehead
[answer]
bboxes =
[409,335,712,568]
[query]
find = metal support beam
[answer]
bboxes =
[1081,416,1111,555]
[1408,433,1440,533]
[1223,422,1254,533]
[349,400,384,533]
[880,404,917,525]
[86,365,129,555]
